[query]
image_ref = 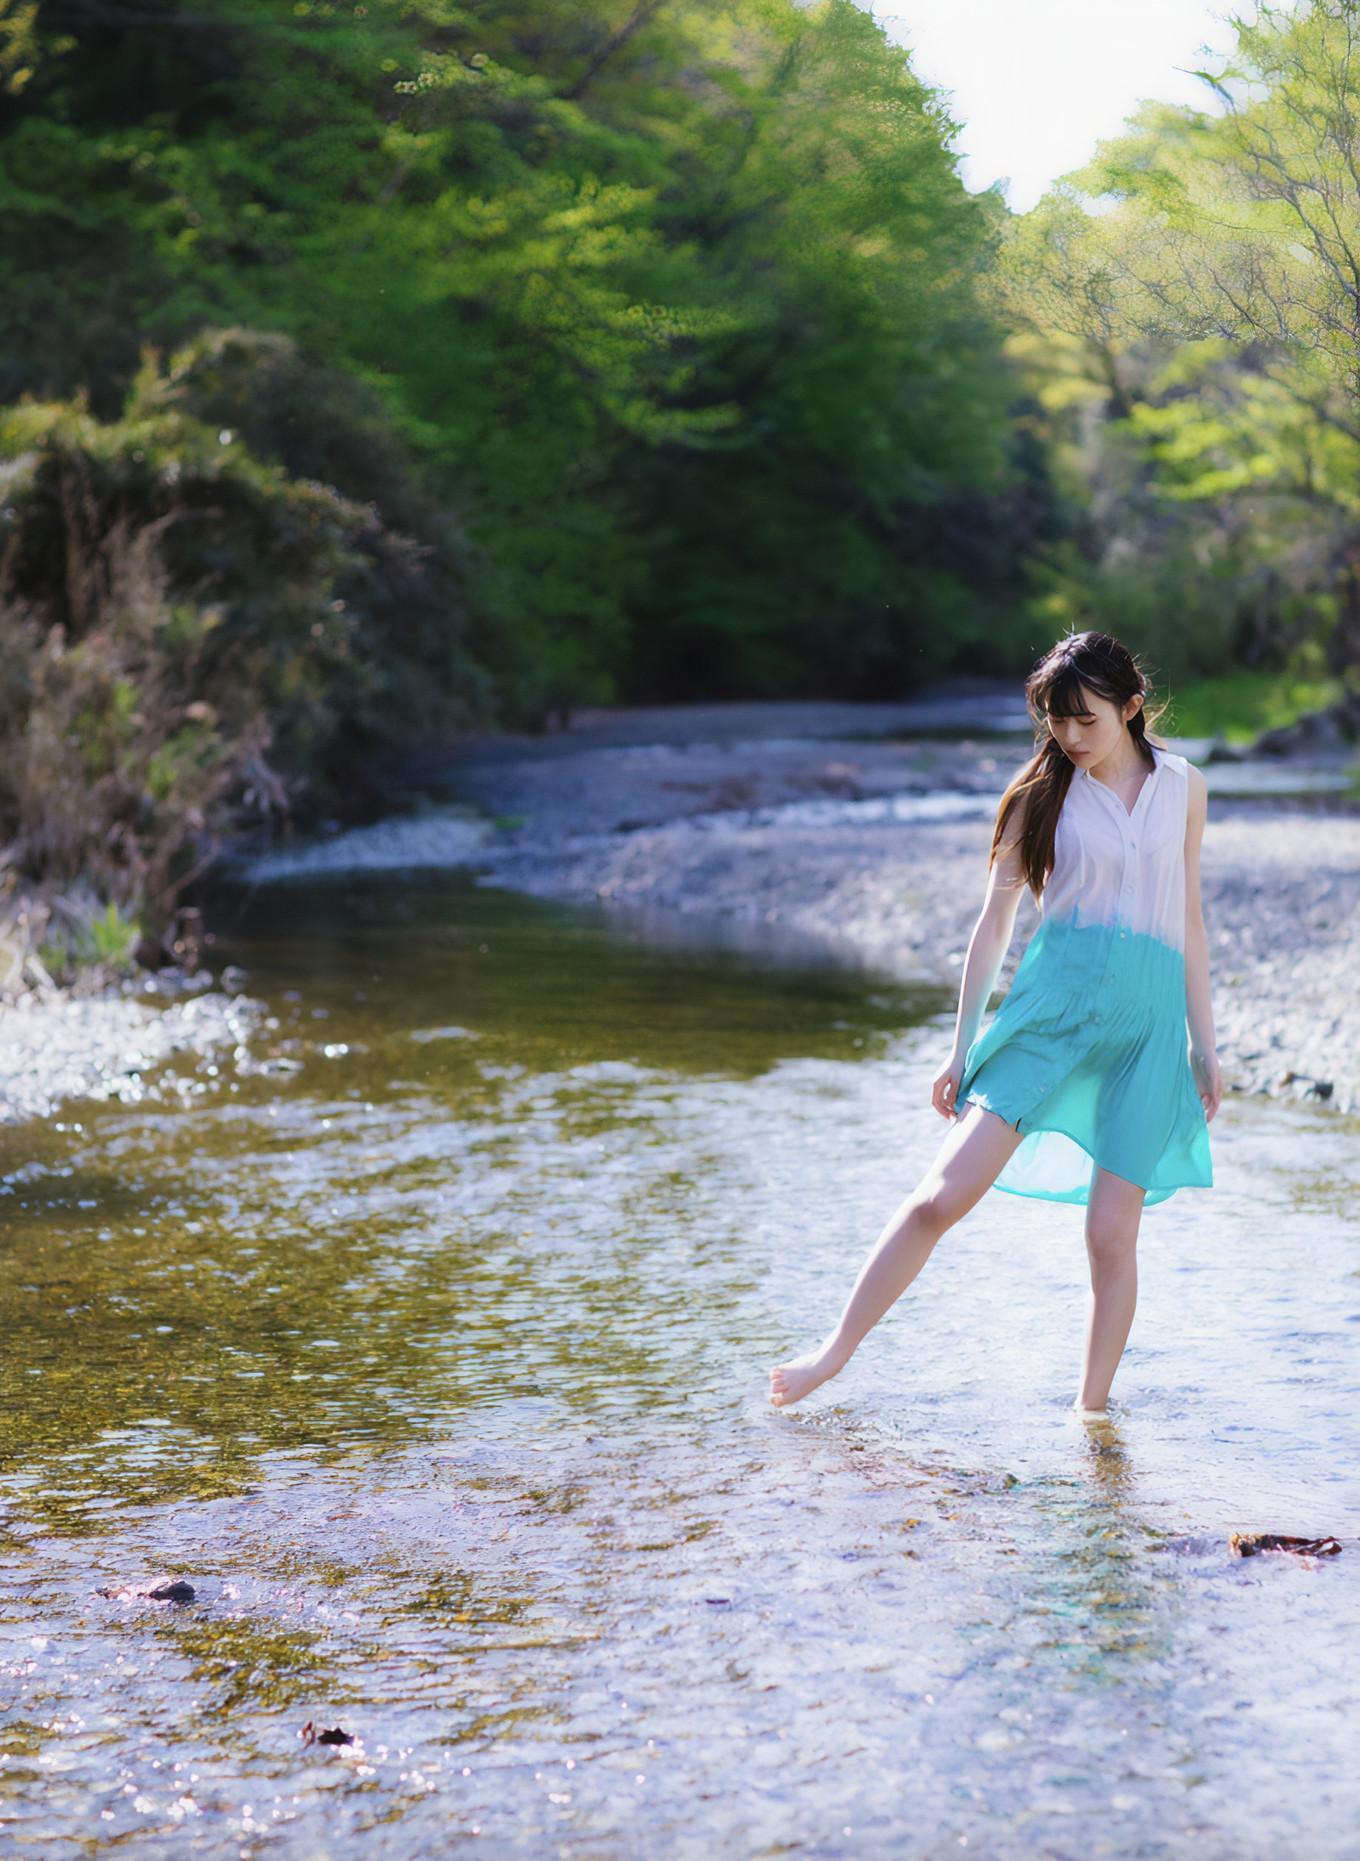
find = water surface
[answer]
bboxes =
[2,873,1357,1857]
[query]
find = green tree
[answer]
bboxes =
[998,1,1360,684]
[2,0,1029,719]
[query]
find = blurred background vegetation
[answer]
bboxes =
[1,0,1357,979]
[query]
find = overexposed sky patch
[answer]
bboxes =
[878,1,1239,212]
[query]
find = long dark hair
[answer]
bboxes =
[991,631,1169,899]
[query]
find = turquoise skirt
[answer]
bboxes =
[957,911,1213,1207]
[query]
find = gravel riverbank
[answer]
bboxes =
[423,698,1360,1118]
[0,973,267,1126]
[6,687,1357,1125]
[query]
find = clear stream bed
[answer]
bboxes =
[1,871,1358,1858]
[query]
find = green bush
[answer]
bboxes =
[0,333,487,936]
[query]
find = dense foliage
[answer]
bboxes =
[2,0,1357,972]
[0,0,1054,961]
[0,332,468,913]
[993,0,1360,697]
[1,0,1032,707]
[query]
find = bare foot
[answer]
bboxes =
[1071,1398,1110,1419]
[769,1342,850,1408]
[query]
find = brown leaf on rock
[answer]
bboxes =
[1229,1532,1342,1558]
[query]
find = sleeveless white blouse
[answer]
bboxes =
[1042,742,1189,954]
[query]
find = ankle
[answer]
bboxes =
[823,1331,856,1368]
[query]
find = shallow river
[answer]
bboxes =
[2,870,1358,1857]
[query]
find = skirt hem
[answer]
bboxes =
[960,1091,1212,1208]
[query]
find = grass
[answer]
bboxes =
[36,895,143,983]
[1158,671,1347,744]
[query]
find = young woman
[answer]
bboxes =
[769,631,1221,1417]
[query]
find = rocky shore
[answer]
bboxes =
[422,695,1360,1118]
[4,685,1357,1125]
[0,969,266,1126]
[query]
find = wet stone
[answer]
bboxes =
[95,1577,198,1603]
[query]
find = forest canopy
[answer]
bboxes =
[0,0,1032,719]
[1,0,1356,958]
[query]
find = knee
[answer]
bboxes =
[1085,1223,1137,1274]
[913,1178,969,1236]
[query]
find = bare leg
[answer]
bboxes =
[769,1101,1026,1408]
[1074,1166,1146,1414]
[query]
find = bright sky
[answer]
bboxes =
[878,1,1239,213]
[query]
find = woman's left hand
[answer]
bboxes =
[1191,1045,1222,1120]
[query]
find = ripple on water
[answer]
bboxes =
[1,876,1357,1853]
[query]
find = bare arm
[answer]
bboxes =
[933,801,1029,1119]
[1183,764,1222,1118]
[952,814,1028,1057]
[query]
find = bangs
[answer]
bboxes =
[1035,663,1093,720]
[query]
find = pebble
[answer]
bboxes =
[0,976,267,1125]
[438,728,1360,1118]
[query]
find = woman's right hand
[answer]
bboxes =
[932,1049,966,1121]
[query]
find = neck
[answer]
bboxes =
[1093,735,1149,782]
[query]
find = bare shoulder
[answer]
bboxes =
[1181,758,1208,856]
[1183,759,1208,817]
[994,782,1032,863]
[1001,783,1031,832]
[978,785,1026,906]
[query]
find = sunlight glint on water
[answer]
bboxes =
[1,873,1357,1856]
